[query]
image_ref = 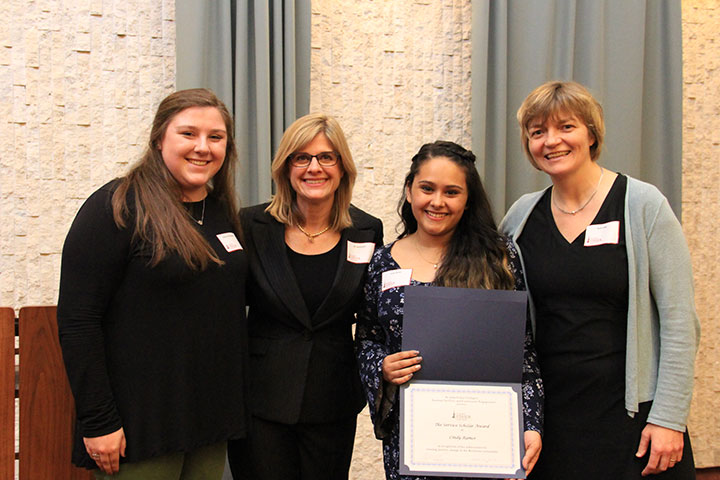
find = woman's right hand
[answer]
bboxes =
[84,427,126,475]
[382,350,422,385]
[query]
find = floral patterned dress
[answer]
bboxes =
[355,240,544,480]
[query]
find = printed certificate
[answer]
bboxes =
[399,381,524,478]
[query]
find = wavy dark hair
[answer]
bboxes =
[111,88,241,270]
[397,141,514,290]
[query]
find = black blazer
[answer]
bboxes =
[241,203,383,424]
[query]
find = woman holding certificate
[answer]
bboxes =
[356,140,543,480]
[500,81,700,479]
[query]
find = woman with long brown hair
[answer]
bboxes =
[57,88,248,479]
[356,140,543,480]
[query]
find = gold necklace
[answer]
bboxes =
[413,235,443,269]
[297,224,330,241]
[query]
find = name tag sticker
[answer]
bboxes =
[347,241,375,264]
[584,221,620,247]
[216,232,243,252]
[381,269,413,291]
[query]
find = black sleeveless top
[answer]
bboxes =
[287,240,341,318]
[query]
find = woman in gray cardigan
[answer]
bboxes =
[500,81,699,480]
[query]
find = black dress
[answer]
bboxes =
[518,174,694,479]
[57,181,248,469]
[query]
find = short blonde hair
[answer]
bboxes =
[266,113,357,230]
[517,81,605,169]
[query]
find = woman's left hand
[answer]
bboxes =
[635,423,684,476]
[522,430,542,475]
[84,428,126,474]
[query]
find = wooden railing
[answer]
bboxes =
[1,306,92,479]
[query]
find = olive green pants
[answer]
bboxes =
[93,441,226,480]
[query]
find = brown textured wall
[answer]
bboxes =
[683,0,720,469]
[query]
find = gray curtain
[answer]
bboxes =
[472,0,682,219]
[176,0,311,206]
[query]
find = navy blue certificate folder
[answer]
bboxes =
[401,286,527,383]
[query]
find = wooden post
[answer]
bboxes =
[18,306,92,480]
[0,308,15,479]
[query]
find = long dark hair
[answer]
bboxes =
[398,141,514,290]
[112,88,241,270]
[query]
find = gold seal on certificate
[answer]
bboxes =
[400,381,524,478]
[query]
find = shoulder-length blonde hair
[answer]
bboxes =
[517,80,605,169]
[266,113,357,230]
[112,88,241,270]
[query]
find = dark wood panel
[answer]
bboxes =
[0,308,15,479]
[698,467,720,480]
[18,306,92,480]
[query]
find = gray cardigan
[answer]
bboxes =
[500,175,700,431]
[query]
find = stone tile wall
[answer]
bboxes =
[0,0,176,310]
[310,0,473,240]
[682,0,720,469]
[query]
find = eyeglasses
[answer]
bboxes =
[288,151,340,168]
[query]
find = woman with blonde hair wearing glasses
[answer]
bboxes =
[500,81,699,479]
[228,113,383,480]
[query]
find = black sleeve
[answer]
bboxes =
[56,185,129,438]
[372,216,384,248]
[349,205,384,248]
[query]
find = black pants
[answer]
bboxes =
[227,415,357,480]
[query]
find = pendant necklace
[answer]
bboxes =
[297,224,330,242]
[193,198,206,225]
[414,235,442,269]
[552,167,605,215]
